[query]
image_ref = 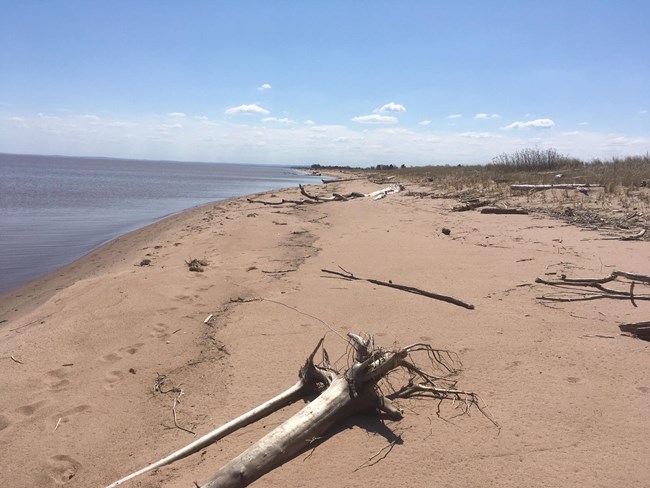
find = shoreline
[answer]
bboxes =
[1,175,648,488]
[0,178,329,325]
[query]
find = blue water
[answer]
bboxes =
[0,153,319,294]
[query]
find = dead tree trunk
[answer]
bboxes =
[203,376,373,487]
[201,333,490,487]
[107,334,492,488]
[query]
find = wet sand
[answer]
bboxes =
[1,177,648,487]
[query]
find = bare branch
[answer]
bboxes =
[321,268,475,310]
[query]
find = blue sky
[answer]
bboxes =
[1,1,648,165]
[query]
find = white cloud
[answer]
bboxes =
[503,118,555,129]
[225,104,270,115]
[578,121,589,126]
[475,113,502,120]
[10,116,25,122]
[640,110,648,114]
[167,112,186,117]
[376,102,406,113]
[193,115,209,121]
[304,120,316,126]
[261,117,292,124]
[4,111,648,167]
[352,114,398,124]
[38,113,59,120]
[419,120,432,126]
[447,114,462,119]
[81,114,100,122]
[458,131,501,138]
[257,83,272,91]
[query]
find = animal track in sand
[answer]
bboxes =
[47,454,81,484]
[45,369,70,391]
[151,323,170,339]
[104,371,124,390]
[52,405,91,425]
[16,399,49,416]
[100,343,144,363]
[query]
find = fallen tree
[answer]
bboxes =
[106,333,493,488]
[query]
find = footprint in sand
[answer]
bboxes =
[0,414,11,431]
[45,369,70,391]
[47,454,81,484]
[52,405,91,426]
[100,343,144,363]
[104,371,124,390]
[16,399,49,416]
[151,323,170,339]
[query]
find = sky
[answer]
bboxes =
[1,1,649,166]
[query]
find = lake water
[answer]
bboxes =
[0,153,319,294]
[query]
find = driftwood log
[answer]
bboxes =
[510,184,602,192]
[248,184,403,206]
[619,321,650,340]
[106,334,492,488]
[480,207,528,215]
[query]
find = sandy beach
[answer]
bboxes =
[1,176,648,488]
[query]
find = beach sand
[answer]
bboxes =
[1,177,648,487]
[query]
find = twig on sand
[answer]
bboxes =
[535,271,650,304]
[172,390,196,436]
[0,355,24,364]
[321,267,475,310]
[54,417,62,431]
[353,439,400,472]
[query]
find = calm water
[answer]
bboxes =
[0,154,318,294]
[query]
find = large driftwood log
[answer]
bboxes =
[107,334,491,488]
[511,184,602,192]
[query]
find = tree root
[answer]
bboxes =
[106,334,494,488]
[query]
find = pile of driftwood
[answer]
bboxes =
[536,270,650,341]
[106,333,493,488]
[248,184,403,206]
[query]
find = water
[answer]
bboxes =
[0,153,319,294]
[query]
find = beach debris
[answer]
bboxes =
[620,228,647,241]
[480,207,528,215]
[510,183,603,192]
[186,258,208,272]
[441,227,451,235]
[203,314,213,324]
[321,266,475,309]
[105,334,494,488]
[619,321,650,341]
[0,355,24,365]
[452,198,493,212]
[247,184,403,206]
[54,417,62,432]
[535,270,650,304]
